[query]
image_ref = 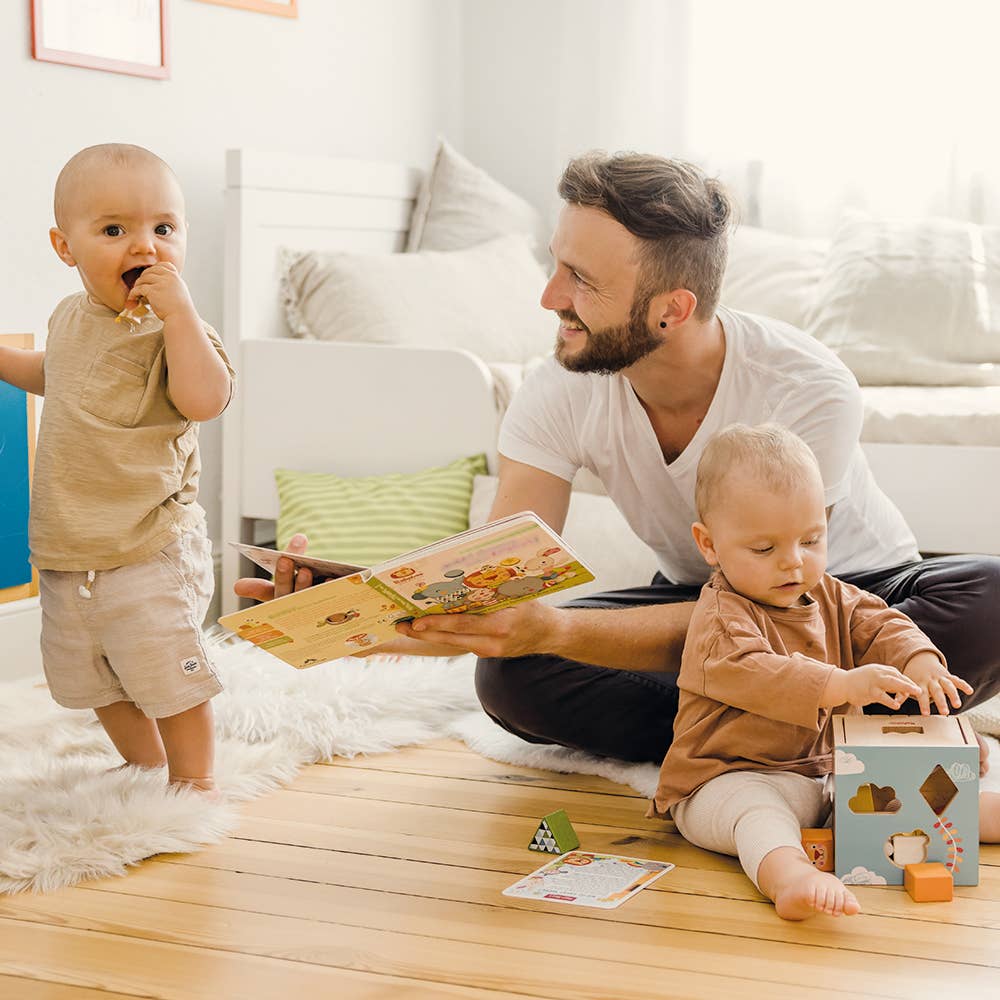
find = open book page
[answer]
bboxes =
[367,511,594,616]
[230,542,365,582]
[217,573,415,669]
[219,512,595,668]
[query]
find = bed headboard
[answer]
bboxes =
[220,149,498,613]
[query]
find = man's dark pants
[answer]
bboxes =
[475,556,1000,764]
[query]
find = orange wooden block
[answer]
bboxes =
[904,862,953,902]
[801,828,834,872]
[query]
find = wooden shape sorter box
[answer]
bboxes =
[0,334,37,604]
[833,714,979,887]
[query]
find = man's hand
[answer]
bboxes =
[233,532,313,602]
[394,599,559,659]
[901,651,973,716]
[836,664,923,710]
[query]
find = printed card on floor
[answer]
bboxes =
[502,851,674,909]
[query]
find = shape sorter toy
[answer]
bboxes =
[833,714,979,887]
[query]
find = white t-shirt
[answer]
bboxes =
[498,307,919,585]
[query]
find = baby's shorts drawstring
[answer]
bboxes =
[78,569,96,599]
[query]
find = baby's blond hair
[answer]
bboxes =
[695,423,822,522]
[53,143,176,228]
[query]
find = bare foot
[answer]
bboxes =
[169,775,222,802]
[773,867,862,920]
[981,791,1000,842]
[758,847,861,921]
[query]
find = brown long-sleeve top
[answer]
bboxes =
[649,571,945,817]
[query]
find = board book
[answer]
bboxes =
[219,511,595,668]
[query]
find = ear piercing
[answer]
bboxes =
[659,321,667,329]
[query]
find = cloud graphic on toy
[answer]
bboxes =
[840,866,887,886]
[835,750,865,774]
[947,762,977,782]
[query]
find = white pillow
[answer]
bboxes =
[280,236,554,365]
[468,475,659,601]
[407,139,543,254]
[720,225,828,329]
[806,213,1000,386]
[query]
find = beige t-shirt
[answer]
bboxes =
[649,571,945,817]
[29,293,235,571]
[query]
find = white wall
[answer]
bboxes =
[459,0,690,232]
[0,0,462,680]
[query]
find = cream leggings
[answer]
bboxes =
[671,770,831,889]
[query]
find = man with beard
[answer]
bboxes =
[239,152,1000,765]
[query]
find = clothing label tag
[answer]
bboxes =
[180,657,201,676]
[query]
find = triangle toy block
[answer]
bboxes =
[528,809,580,854]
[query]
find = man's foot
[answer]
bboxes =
[981,791,1000,842]
[772,867,862,920]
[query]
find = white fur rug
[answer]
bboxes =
[3,635,998,895]
[0,636,658,895]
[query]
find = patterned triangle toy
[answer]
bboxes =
[528,809,580,854]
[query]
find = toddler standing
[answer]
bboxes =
[650,423,1000,919]
[0,143,234,795]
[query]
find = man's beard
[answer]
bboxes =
[554,293,664,375]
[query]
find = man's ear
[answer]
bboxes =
[650,288,698,330]
[691,521,718,567]
[49,228,76,267]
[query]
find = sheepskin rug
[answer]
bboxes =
[0,636,658,895]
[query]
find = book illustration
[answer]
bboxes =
[220,512,595,669]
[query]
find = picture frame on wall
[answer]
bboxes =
[30,0,170,80]
[195,0,298,17]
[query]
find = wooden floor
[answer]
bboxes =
[0,740,997,999]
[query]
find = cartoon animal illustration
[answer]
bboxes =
[496,576,546,599]
[412,568,471,611]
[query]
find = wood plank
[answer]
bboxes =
[234,788,714,872]
[76,856,1000,961]
[325,744,649,798]
[2,886,991,999]
[104,837,1000,961]
[0,919,544,1000]
[284,762,665,831]
[0,976,143,999]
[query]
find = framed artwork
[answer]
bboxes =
[30,0,170,80]
[195,0,298,16]
[0,335,38,605]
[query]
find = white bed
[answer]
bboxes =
[220,147,1000,617]
[220,149,499,614]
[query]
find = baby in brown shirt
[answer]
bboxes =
[655,423,998,920]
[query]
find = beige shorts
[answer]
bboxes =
[39,531,222,719]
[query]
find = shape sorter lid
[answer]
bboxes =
[833,714,976,748]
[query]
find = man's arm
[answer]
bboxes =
[0,346,45,396]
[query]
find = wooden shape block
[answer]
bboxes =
[801,828,834,872]
[904,862,953,902]
[528,809,580,854]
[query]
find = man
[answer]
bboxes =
[237,151,1000,764]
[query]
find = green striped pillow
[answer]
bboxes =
[274,454,488,567]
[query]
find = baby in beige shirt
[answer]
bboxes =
[654,423,998,920]
[0,144,234,797]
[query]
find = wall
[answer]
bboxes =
[459,0,690,232]
[0,0,462,680]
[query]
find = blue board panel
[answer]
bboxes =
[0,377,32,590]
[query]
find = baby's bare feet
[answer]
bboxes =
[773,867,861,921]
[169,775,221,802]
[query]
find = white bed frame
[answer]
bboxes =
[220,150,498,613]
[221,148,1000,616]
